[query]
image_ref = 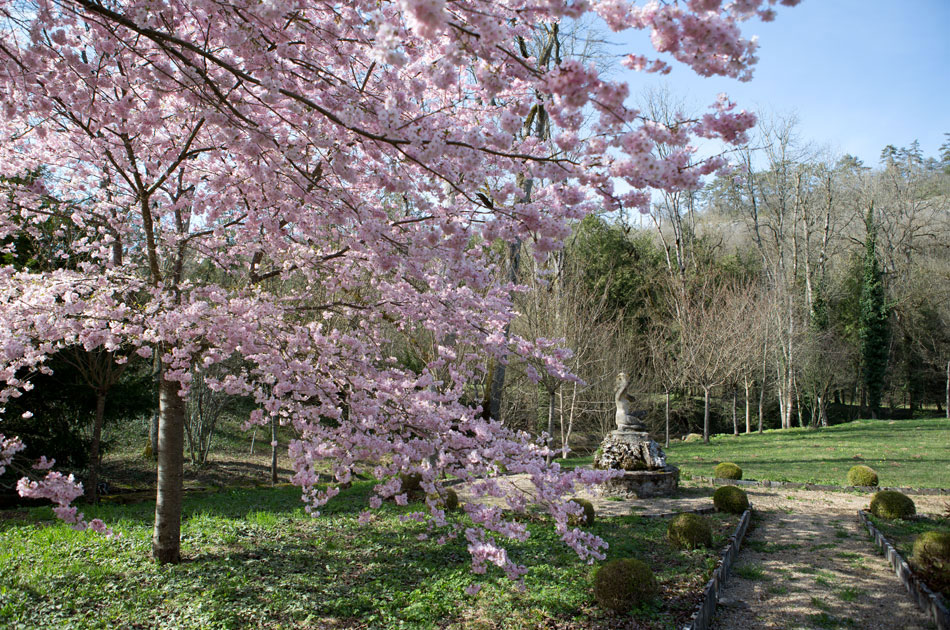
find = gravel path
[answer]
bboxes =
[710,486,944,630]
[457,475,946,629]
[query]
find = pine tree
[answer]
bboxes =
[859,204,890,417]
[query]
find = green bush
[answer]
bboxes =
[714,462,743,480]
[912,531,950,595]
[713,485,750,514]
[568,498,595,526]
[847,465,879,487]
[399,472,423,498]
[592,558,658,613]
[429,488,459,511]
[869,490,915,519]
[667,513,712,549]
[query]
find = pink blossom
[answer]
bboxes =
[0,0,796,582]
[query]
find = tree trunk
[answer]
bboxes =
[665,389,670,448]
[703,386,711,444]
[744,378,751,434]
[732,387,738,435]
[271,414,279,485]
[545,387,556,465]
[152,376,185,564]
[149,352,161,458]
[86,390,106,504]
[946,360,949,421]
[758,378,765,434]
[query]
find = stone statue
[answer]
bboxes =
[614,371,646,432]
[593,371,679,498]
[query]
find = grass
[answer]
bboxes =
[732,563,768,581]
[834,586,865,602]
[661,418,950,488]
[0,482,741,630]
[867,512,950,596]
[744,540,801,553]
[807,611,855,629]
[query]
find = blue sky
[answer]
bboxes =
[610,0,950,166]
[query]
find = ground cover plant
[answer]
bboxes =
[0,483,740,629]
[867,513,950,597]
[663,418,950,487]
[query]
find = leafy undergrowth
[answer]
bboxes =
[867,512,950,597]
[0,482,738,629]
[656,418,950,488]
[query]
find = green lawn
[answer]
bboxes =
[0,482,738,629]
[662,418,950,488]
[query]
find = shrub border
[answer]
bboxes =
[857,510,950,630]
[692,476,950,495]
[682,507,752,630]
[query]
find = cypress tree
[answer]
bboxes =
[859,204,889,417]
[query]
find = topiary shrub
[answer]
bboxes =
[592,558,658,613]
[869,490,916,520]
[568,498,595,526]
[444,488,459,511]
[714,462,743,480]
[667,513,712,549]
[912,531,950,595]
[399,472,423,499]
[713,485,750,514]
[847,465,879,487]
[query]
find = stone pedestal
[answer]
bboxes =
[594,431,667,471]
[600,466,680,499]
[594,429,679,498]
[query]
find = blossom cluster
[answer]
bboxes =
[0,0,796,578]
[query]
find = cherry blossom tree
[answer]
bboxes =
[0,0,798,577]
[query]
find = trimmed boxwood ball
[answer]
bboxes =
[667,513,713,549]
[592,558,658,613]
[568,498,595,526]
[869,490,916,519]
[714,462,743,480]
[912,531,950,594]
[444,488,459,511]
[847,465,879,487]
[399,472,423,497]
[713,485,750,514]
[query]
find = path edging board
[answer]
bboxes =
[857,510,950,630]
[692,476,950,496]
[682,507,752,630]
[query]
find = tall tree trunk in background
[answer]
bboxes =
[759,325,768,433]
[545,387,556,465]
[703,386,711,444]
[153,376,185,564]
[758,382,765,433]
[946,360,949,420]
[744,377,751,434]
[86,390,106,504]
[271,414,279,485]
[559,384,578,459]
[665,389,671,448]
[732,387,738,435]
